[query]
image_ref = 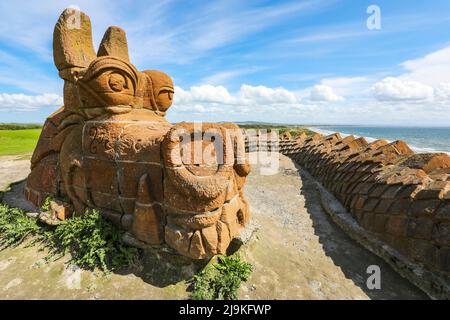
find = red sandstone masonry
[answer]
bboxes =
[25,9,252,260]
[278,133,450,276]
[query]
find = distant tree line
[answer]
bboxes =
[0,124,43,130]
[238,124,315,137]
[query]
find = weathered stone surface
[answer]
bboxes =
[409,199,440,216]
[201,225,219,255]
[374,199,394,213]
[406,238,438,266]
[353,195,367,210]
[436,202,450,220]
[25,9,251,260]
[49,200,73,221]
[131,175,164,244]
[400,153,450,173]
[406,218,434,240]
[189,230,206,259]
[372,214,389,233]
[25,154,59,205]
[280,131,292,140]
[415,181,450,200]
[53,9,96,72]
[385,216,408,237]
[437,247,450,272]
[97,26,130,62]
[387,198,412,215]
[431,222,450,246]
[363,198,379,212]
[164,224,192,257]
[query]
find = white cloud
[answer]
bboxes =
[0,93,63,111]
[172,84,302,115]
[370,45,450,103]
[1,84,302,117]
[367,45,450,104]
[175,85,233,104]
[239,84,298,104]
[434,82,450,101]
[299,77,369,104]
[199,67,263,86]
[319,76,373,98]
[372,77,434,102]
[400,46,450,86]
[310,85,344,102]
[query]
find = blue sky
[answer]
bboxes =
[1,0,450,125]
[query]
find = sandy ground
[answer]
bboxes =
[0,154,427,299]
[239,155,426,299]
[0,155,31,191]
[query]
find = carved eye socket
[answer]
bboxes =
[164,90,173,101]
[158,86,174,101]
[108,73,128,92]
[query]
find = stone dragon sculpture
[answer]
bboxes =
[24,9,251,259]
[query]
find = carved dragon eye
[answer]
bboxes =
[158,86,174,101]
[108,72,128,92]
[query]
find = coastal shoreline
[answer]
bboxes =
[307,126,450,155]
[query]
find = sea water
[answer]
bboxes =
[310,126,450,155]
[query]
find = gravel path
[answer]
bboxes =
[0,155,31,191]
[239,154,427,299]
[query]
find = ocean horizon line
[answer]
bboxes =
[309,126,450,156]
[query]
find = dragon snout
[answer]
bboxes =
[162,123,235,201]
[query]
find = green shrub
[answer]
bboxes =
[191,254,253,300]
[278,128,288,135]
[0,200,138,272]
[0,204,40,248]
[40,195,55,212]
[44,209,138,271]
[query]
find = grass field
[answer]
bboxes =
[0,129,41,156]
